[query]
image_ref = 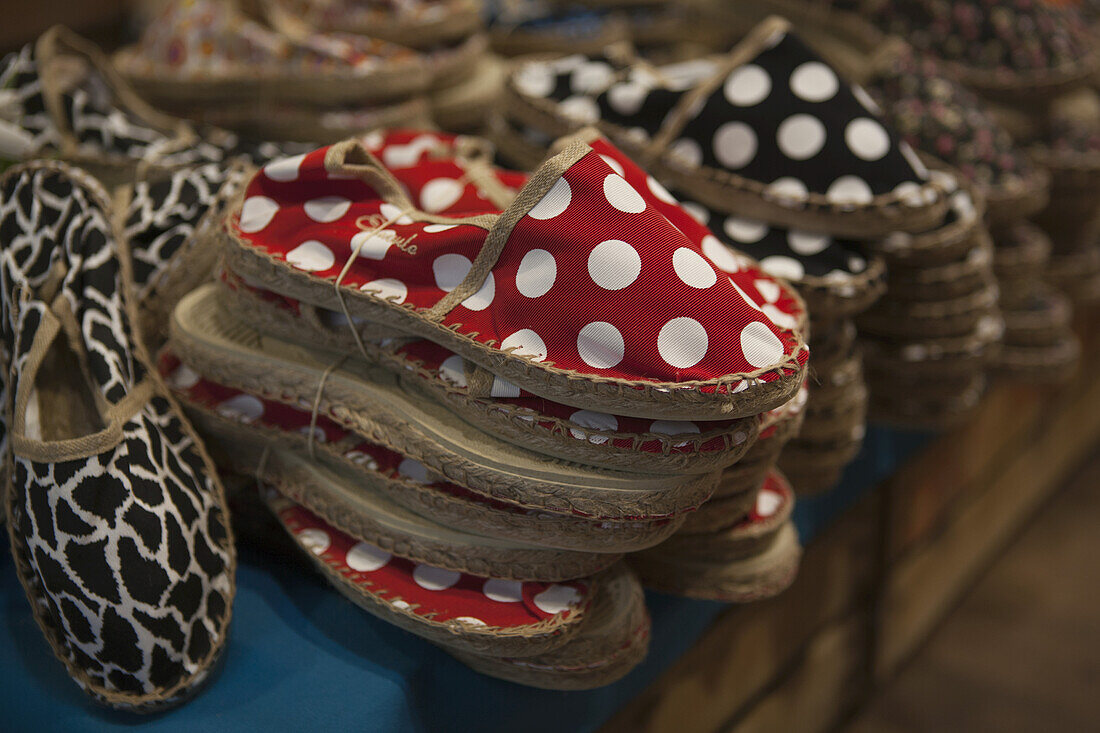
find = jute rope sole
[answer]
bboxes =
[629,522,801,603]
[180,394,685,554]
[170,285,719,521]
[216,274,760,475]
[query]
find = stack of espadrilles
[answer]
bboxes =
[113,0,501,142]
[857,0,1090,376]
[158,127,811,683]
[495,17,963,494]
[705,1,1092,396]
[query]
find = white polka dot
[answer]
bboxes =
[533,584,582,614]
[433,253,472,292]
[572,61,613,93]
[647,176,677,204]
[346,542,390,572]
[849,255,866,272]
[787,230,830,256]
[483,578,523,602]
[657,317,708,369]
[893,181,924,206]
[730,280,764,311]
[439,354,467,387]
[360,131,383,150]
[608,81,648,115]
[845,118,890,161]
[264,154,307,182]
[760,255,805,281]
[588,240,641,290]
[682,202,709,224]
[490,376,521,398]
[757,489,782,517]
[514,64,554,97]
[528,177,571,220]
[602,174,645,213]
[286,240,335,272]
[724,64,771,106]
[651,420,700,447]
[767,177,808,201]
[501,329,547,361]
[304,196,350,223]
[515,249,557,298]
[777,114,826,160]
[420,178,464,213]
[360,278,407,303]
[261,152,305,181]
[713,122,757,169]
[452,616,487,627]
[345,451,379,470]
[168,364,201,390]
[238,196,279,233]
[754,279,781,303]
[413,564,460,590]
[297,528,329,555]
[740,321,785,367]
[724,217,768,243]
[217,394,264,423]
[559,95,599,124]
[398,458,431,483]
[789,62,838,102]
[596,154,626,178]
[702,235,740,272]
[391,600,411,611]
[826,175,874,204]
[351,229,396,260]
[851,84,882,114]
[763,304,798,330]
[673,247,717,288]
[668,138,703,169]
[382,135,437,168]
[424,223,457,233]
[568,410,618,444]
[380,202,413,225]
[577,321,625,369]
[460,272,494,311]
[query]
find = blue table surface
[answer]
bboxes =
[3,427,930,733]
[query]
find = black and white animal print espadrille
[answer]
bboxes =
[0,26,299,179]
[0,161,235,711]
[120,162,250,347]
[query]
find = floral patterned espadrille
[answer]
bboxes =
[0,161,234,711]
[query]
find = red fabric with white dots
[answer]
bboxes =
[741,471,792,526]
[362,129,528,214]
[230,131,807,389]
[275,498,590,627]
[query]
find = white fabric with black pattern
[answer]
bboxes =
[0,164,233,708]
[0,43,303,168]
